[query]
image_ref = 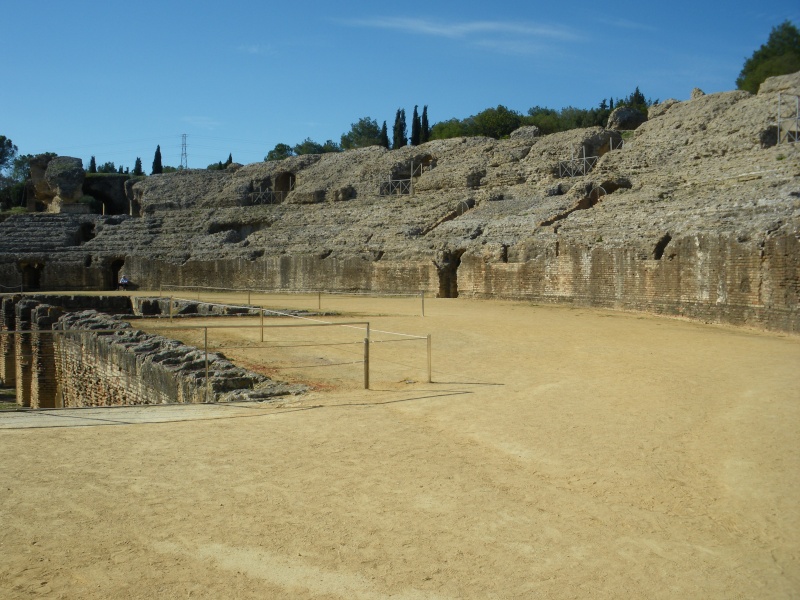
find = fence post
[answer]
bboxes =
[318,291,321,311]
[427,334,432,383]
[169,296,173,322]
[260,306,264,343]
[364,338,370,390]
[204,327,210,402]
[420,291,425,317]
[248,290,251,306]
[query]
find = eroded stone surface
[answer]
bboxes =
[0,73,798,331]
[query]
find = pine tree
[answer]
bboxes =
[737,21,800,93]
[133,157,143,176]
[88,156,97,173]
[392,109,407,149]
[411,105,421,146]
[152,145,163,175]
[421,106,430,143]
[380,121,390,149]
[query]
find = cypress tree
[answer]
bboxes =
[392,109,407,149]
[226,153,233,166]
[88,156,97,173]
[152,145,163,175]
[380,121,390,149]
[133,157,143,176]
[411,105,421,146]
[421,105,430,143]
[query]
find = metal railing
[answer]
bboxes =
[778,93,800,145]
[249,188,288,205]
[556,148,598,178]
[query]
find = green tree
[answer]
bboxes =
[616,86,655,116]
[226,153,233,166]
[526,106,574,134]
[293,138,325,155]
[421,106,430,143]
[265,143,295,161]
[429,118,468,140]
[152,145,163,175]
[341,117,383,150]
[88,156,97,173]
[737,21,800,93]
[410,105,421,146]
[380,121,390,149]
[97,161,117,173]
[133,157,143,176]
[320,140,341,153]
[470,105,523,138]
[0,136,16,172]
[392,109,407,149]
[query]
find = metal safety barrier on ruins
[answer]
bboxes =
[777,93,800,144]
[380,179,412,196]
[378,159,434,197]
[556,147,598,178]
[249,187,288,205]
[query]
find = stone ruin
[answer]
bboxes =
[0,72,798,333]
[0,294,304,408]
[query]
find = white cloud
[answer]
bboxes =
[336,16,578,44]
[236,43,273,55]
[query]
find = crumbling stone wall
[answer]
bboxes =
[0,295,18,386]
[457,232,798,332]
[0,295,302,408]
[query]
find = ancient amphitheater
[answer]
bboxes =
[0,74,798,599]
[1,73,798,331]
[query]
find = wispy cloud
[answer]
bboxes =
[595,17,657,32]
[181,116,221,130]
[335,16,578,52]
[236,43,273,55]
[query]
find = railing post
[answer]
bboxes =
[364,337,370,390]
[248,290,251,306]
[260,306,264,343]
[420,290,425,317]
[318,291,321,311]
[204,327,210,402]
[427,334,432,383]
[169,296,173,322]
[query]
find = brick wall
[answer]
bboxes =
[0,295,274,407]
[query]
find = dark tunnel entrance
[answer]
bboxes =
[110,259,125,291]
[436,250,465,298]
[19,262,44,291]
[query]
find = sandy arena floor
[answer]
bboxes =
[1,295,798,599]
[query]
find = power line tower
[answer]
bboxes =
[180,134,188,169]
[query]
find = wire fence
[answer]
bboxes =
[156,285,429,316]
[0,304,432,409]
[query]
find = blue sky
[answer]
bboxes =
[3,0,798,171]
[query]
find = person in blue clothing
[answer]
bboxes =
[118,274,129,291]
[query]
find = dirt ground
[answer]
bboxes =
[1,295,798,599]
